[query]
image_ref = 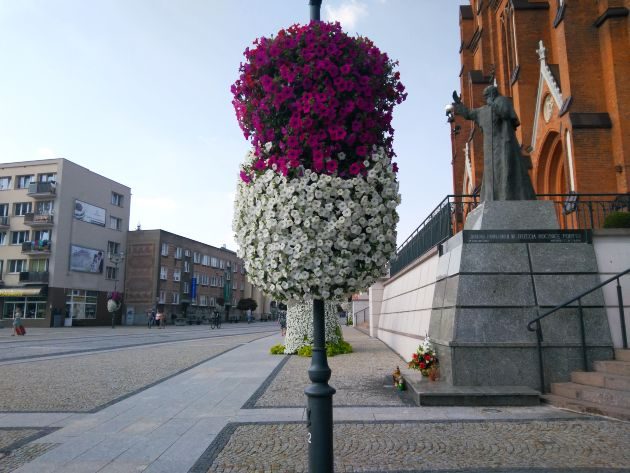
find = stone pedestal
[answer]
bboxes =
[429,201,614,391]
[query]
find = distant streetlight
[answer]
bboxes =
[108,251,125,328]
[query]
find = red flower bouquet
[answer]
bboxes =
[408,337,438,377]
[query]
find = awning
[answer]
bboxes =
[0,287,47,297]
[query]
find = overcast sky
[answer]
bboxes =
[0,1,462,251]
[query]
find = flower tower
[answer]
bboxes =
[231,4,406,471]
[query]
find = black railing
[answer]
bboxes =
[390,193,629,277]
[527,267,629,393]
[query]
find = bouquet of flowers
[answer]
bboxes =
[408,337,438,377]
[232,21,406,302]
[107,291,122,313]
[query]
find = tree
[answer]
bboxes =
[237,298,258,311]
[216,297,225,307]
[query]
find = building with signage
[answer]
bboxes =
[0,158,130,326]
[124,230,255,323]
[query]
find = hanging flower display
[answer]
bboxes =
[107,291,122,313]
[232,21,405,302]
[284,300,342,354]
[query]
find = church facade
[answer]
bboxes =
[452,0,629,202]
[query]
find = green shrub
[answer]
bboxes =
[269,344,285,355]
[297,345,313,357]
[603,211,630,228]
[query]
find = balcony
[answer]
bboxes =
[23,213,54,227]
[27,182,56,199]
[0,216,9,228]
[19,271,49,284]
[21,240,51,254]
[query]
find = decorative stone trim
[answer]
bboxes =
[569,113,613,129]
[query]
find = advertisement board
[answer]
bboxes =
[69,244,104,273]
[74,199,106,226]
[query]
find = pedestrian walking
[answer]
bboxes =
[278,310,287,337]
[156,307,166,329]
[147,310,156,328]
[246,308,253,324]
[12,308,24,336]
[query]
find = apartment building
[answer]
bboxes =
[0,159,130,326]
[125,230,250,323]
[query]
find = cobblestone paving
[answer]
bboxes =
[0,428,58,473]
[204,419,630,472]
[252,327,412,408]
[0,333,265,412]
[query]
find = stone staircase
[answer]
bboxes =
[543,349,630,420]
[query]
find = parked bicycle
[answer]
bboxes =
[210,311,222,329]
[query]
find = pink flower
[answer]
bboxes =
[240,171,251,183]
[348,162,361,176]
[325,160,338,173]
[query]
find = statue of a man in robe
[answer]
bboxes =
[453,86,536,201]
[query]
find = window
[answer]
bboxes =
[202,255,210,266]
[107,241,120,255]
[173,269,181,281]
[66,289,97,319]
[35,200,54,215]
[109,216,122,231]
[0,232,6,245]
[0,177,11,190]
[209,297,216,307]
[171,292,180,304]
[200,295,208,306]
[11,231,29,245]
[111,192,124,207]
[9,259,27,273]
[0,204,8,216]
[233,281,237,290]
[233,263,238,273]
[159,291,166,304]
[193,252,201,264]
[38,173,56,182]
[160,266,168,280]
[219,259,226,269]
[106,266,118,280]
[161,243,169,256]
[14,202,32,216]
[34,230,50,241]
[29,259,48,272]
[175,247,183,259]
[16,175,33,189]
[184,249,191,257]
[183,261,190,273]
[3,297,46,319]
[183,282,189,294]
[211,257,219,268]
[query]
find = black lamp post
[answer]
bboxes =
[303,5,335,472]
[108,251,125,328]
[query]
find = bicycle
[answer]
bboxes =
[210,312,221,329]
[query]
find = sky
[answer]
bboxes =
[0,0,463,252]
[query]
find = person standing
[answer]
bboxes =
[278,310,287,337]
[246,308,253,324]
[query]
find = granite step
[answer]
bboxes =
[615,349,630,362]
[571,370,630,391]
[551,382,630,409]
[404,374,540,406]
[594,359,630,376]
[542,393,630,421]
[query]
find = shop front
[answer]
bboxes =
[0,286,49,327]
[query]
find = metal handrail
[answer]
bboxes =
[527,267,630,392]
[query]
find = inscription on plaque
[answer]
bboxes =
[463,230,591,244]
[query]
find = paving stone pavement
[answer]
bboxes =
[251,328,413,408]
[199,419,630,472]
[0,428,58,473]
[2,325,630,472]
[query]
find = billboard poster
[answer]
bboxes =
[74,199,106,226]
[191,277,197,299]
[69,244,104,273]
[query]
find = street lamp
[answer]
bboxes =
[108,251,125,328]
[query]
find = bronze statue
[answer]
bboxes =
[452,86,536,201]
